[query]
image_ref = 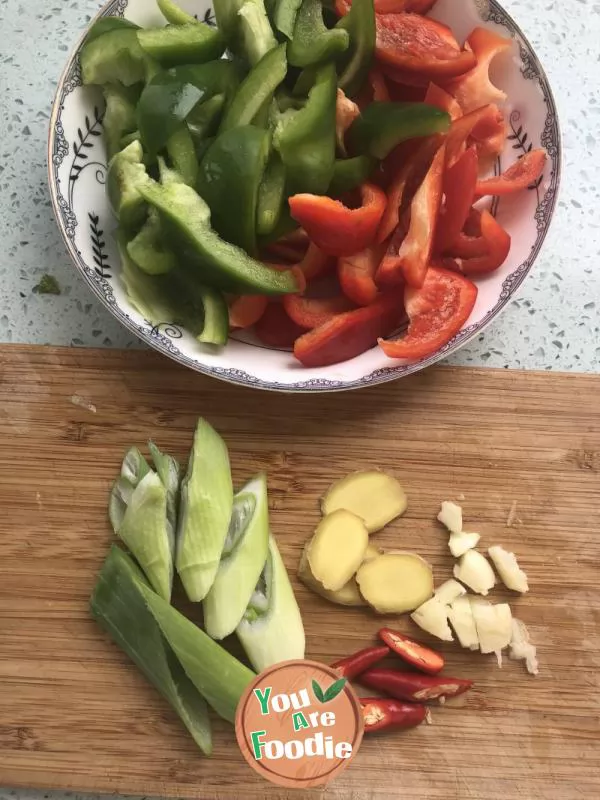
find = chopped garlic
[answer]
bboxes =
[453,550,496,596]
[488,545,529,593]
[437,501,463,534]
[411,597,454,642]
[448,595,479,650]
[449,531,481,558]
[434,579,467,605]
[470,598,512,654]
[509,618,539,675]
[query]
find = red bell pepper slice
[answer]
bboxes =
[336,0,437,14]
[331,645,390,680]
[360,698,428,734]
[377,135,441,243]
[446,210,511,276]
[434,145,478,254]
[283,293,355,329]
[338,243,387,306]
[443,27,512,113]
[360,668,473,702]
[377,142,445,288]
[378,265,477,360]
[229,295,269,329]
[369,67,391,102]
[446,208,488,258]
[255,302,306,348]
[289,183,387,258]
[469,102,506,160]
[294,291,405,367]
[378,628,444,674]
[445,103,495,168]
[375,14,476,81]
[475,148,547,197]
[264,240,307,263]
[424,82,462,121]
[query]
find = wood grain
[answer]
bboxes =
[0,345,599,800]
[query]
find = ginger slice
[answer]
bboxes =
[321,471,407,533]
[357,552,433,614]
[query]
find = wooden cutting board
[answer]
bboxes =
[1,346,599,800]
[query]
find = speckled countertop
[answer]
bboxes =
[0,0,599,796]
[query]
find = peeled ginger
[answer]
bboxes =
[308,510,368,591]
[470,598,512,654]
[454,550,496,596]
[488,545,529,593]
[321,470,407,533]
[357,552,433,614]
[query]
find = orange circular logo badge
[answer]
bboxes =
[236,659,364,789]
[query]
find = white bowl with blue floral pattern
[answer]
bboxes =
[48,0,561,392]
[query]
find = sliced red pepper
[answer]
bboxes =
[336,0,437,14]
[469,102,506,160]
[377,142,445,288]
[378,628,444,675]
[445,103,494,168]
[369,67,391,102]
[378,265,477,360]
[294,291,405,367]
[475,148,547,197]
[338,243,387,306]
[297,242,334,280]
[424,82,462,121]
[229,294,269,329]
[254,302,306,348]
[446,210,511,276]
[381,62,432,90]
[443,27,512,113]
[331,645,390,680]
[375,14,476,81]
[360,668,473,702]
[447,208,488,258]
[434,145,478,254]
[377,135,441,244]
[283,293,355,329]
[360,698,427,734]
[289,183,387,258]
[264,240,308,263]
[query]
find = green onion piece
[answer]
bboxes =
[108,446,151,533]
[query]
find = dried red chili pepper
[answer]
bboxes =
[331,645,390,680]
[360,668,473,702]
[378,628,444,674]
[360,697,428,733]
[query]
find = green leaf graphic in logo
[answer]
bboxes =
[323,677,347,702]
[312,679,325,703]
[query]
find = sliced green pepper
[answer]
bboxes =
[258,207,299,245]
[336,0,375,98]
[287,0,349,69]
[197,126,270,255]
[102,84,140,161]
[84,16,140,44]
[107,140,153,230]
[213,0,277,65]
[257,153,286,236]
[166,124,199,187]
[329,154,376,195]
[157,0,196,25]
[273,0,304,39]
[187,94,226,156]
[80,28,148,86]
[127,209,177,275]
[187,284,230,346]
[137,24,225,67]
[220,44,287,133]
[137,73,204,155]
[273,62,337,194]
[139,179,300,295]
[348,102,451,159]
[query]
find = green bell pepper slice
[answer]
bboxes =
[187,94,226,155]
[348,102,451,160]
[139,179,301,295]
[137,73,204,155]
[220,44,287,133]
[183,282,230,346]
[213,0,277,65]
[80,28,148,86]
[127,209,177,275]
[329,155,376,196]
[273,62,337,194]
[102,84,140,161]
[256,153,286,236]
[287,0,349,69]
[173,60,241,105]
[137,24,225,67]
[336,0,375,98]
[157,0,196,25]
[107,140,153,230]
[197,126,270,255]
[166,124,199,186]
[272,0,303,39]
[85,16,140,44]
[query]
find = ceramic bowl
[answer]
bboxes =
[48,0,561,392]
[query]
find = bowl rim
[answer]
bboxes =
[47,0,562,393]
